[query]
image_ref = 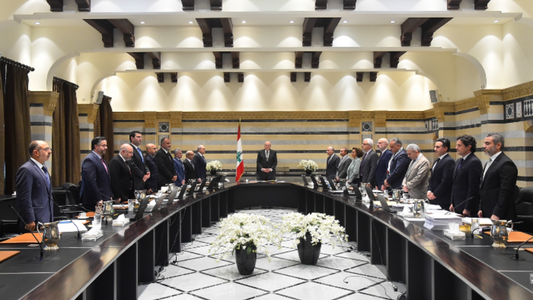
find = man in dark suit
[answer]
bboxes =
[144,143,159,194]
[325,146,340,179]
[427,138,455,209]
[109,144,135,202]
[80,137,113,210]
[384,138,410,190]
[375,138,393,190]
[193,145,207,180]
[335,147,351,182]
[15,140,53,232]
[156,138,177,189]
[174,148,186,186]
[129,131,150,190]
[450,135,482,216]
[257,141,278,180]
[478,133,518,220]
[184,150,197,181]
[359,139,379,187]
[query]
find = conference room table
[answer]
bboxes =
[0,181,532,300]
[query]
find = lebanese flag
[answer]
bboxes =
[235,120,244,182]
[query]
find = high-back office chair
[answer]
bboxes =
[515,187,533,233]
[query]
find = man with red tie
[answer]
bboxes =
[80,137,113,210]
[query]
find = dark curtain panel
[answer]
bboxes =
[1,62,31,194]
[52,79,81,186]
[0,63,4,194]
[99,95,114,163]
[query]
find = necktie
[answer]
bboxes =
[432,158,440,171]
[168,152,173,162]
[202,155,206,163]
[266,150,269,161]
[360,152,368,169]
[101,158,108,173]
[137,147,144,163]
[456,159,463,171]
[42,166,51,189]
[483,158,493,179]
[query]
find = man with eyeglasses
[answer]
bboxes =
[109,143,135,203]
[15,140,53,232]
[359,138,378,187]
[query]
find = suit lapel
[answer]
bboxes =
[31,161,50,192]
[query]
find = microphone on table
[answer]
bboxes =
[513,235,533,260]
[51,198,81,240]
[450,196,474,214]
[8,205,44,261]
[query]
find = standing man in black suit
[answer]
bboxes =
[375,138,392,190]
[144,143,159,194]
[184,150,197,181]
[359,138,379,187]
[80,137,113,210]
[193,145,207,180]
[129,131,150,191]
[478,133,518,220]
[257,141,278,180]
[156,138,177,189]
[384,138,410,190]
[15,140,53,232]
[325,146,340,180]
[427,138,455,209]
[450,135,482,216]
[109,144,134,202]
[174,148,186,187]
[335,147,351,182]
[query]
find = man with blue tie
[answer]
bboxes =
[80,137,113,210]
[450,135,482,216]
[174,148,186,186]
[15,140,53,232]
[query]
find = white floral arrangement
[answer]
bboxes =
[209,213,280,261]
[206,160,223,171]
[297,159,319,172]
[279,212,348,249]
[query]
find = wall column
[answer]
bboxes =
[78,104,100,161]
[29,91,58,170]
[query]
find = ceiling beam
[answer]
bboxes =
[311,52,322,68]
[400,18,429,46]
[370,72,377,82]
[356,72,363,82]
[390,51,406,68]
[295,52,304,68]
[290,72,297,82]
[475,0,491,10]
[213,52,223,69]
[238,73,244,83]
[315,0,327,10]
[224,72,230,82]
[47,0,63,12]
[108,19,135,47]
[197,18,233,47]
[84,19,114,48]
[304,72,311,82]
[181,0,194,11]
[196,19,212,47]
[232,52,240,69]
[421,18,452,46]
[146,52,161,69]
[156,72,164,83]
[303,18,340,47]
[75,0,91,12]
[323,18,341,47]
[447,0,462,10]
[373,52,388,68]
[127,52,145,69]
[220,18,234,47]
[171,73,178,83]
[302,18,317,47]
[210,0,222,10]
[344,0,357,10]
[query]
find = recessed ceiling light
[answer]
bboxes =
[289,20,294,24]
[494,20,499,23]
[343,20,348,24]
[35,21,40,25]
[140,21,145,24]
[188,21,193,24]
[390,20,396,24]
[242,20,246,24]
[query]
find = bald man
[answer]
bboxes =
[257,141,278,180]
[109,144,135,202]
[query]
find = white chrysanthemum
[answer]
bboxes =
[206,160,223,171]
[279,212,348,249]
[297,160,319,172]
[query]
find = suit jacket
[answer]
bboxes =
[256,149,278,180]
[130,143,150,190]
[80,152,113,210]
[346,157,360,184]
[109,155,134,202]
[155,148,176,189]
[428,154,455,209]
[174,158,186,186]
[184,159,197,181]
[479,152,518,220]
[193,152,207,180]
[359,150,379,186]
[336,155,351,180]
[15,160,54,232]
[450,153,482,215]
[402,154,430,199]
[386,149,410,189]
[375,149,392,188]
[326,154,340,179]
[144,154,158,193]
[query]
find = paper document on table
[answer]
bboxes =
[58,220,88,233]
[462,218,492,226]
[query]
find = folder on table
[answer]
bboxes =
[0,233,43,244]
[0,251,20,262]
[507,231,533,243]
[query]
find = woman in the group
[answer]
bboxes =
[346,147,364,185]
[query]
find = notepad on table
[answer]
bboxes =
[0,251,20,262]
[0,233,43,244]
[507,231,533,243]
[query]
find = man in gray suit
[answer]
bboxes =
[402,144,430,199]
[335,147,351,182]
[325,146,340,179]
[359,138,378,187]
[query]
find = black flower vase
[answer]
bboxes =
[235,245,257,275]
[210,169,217,175]
[297,231,322,265]
[305,169,312,175]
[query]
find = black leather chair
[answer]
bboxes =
[515,187,533,233]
